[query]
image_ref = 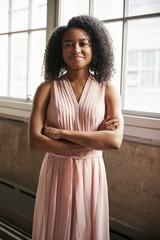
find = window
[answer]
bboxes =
[0,0,160,143]
[59,0,90,25]
[126,49,160,112]
[124,18,160,113]
[0,0,47,101]
[59,0,160,116]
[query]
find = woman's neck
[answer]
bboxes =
[66,68,90,84]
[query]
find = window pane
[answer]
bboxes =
[28,30,46,99]
[60,0,89,25]
[124,18,160,113]
[0,35,8,96]
[10,33,28,98]
[31,0,47,29]
[105,22,123,90]
[127,0,160,16]
[93,0,123,20]
[12,0,29,31]
[0,0,9,33]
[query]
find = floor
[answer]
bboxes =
[0,219,134,240]
[0,231,134,240]
[110,231,134,240]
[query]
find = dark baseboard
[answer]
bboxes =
[110,218,159,240]
[0,220,31,240]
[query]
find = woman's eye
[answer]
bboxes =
[80,42,88,46]
[64,43,72,48]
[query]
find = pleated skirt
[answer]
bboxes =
[32,151,110,240]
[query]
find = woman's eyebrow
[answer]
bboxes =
[63,40,72,42]
[63,38,90,42]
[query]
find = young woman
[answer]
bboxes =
[28,15,124,240]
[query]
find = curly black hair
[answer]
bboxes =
[43,15,115,83]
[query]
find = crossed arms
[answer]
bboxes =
[28,81,124,153]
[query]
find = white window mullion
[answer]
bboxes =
[124,0,129,17]
[121,0,128,107]
[26,32,31,101]
[121,21,129,109]
[89,0,94,16]
[26,0,32,101]
[7,34,11,97]
[8,0,12,97]
[46,0,58,41]
[9,0,12,32]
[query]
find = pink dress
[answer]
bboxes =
[32,74,110,240]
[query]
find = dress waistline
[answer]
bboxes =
[46,151,102,161]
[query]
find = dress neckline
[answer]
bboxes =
[65,74,91,106]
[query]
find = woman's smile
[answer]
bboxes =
[70,55,84,60]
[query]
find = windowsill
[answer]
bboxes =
[0,99,160,146]
[0,99,32,122]
[123,114,160,146]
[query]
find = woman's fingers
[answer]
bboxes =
[105,122,118,129]
[98,117,118,131]
[43,126,52,137]
[102,115,111,123]
[104,119,118,126]
[43,126,62,140]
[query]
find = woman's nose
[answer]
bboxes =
[72,43,81,53]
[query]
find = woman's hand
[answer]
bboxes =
[43,126,63,140]
[98,116,118,131]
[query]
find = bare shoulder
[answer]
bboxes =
[36,81,51,94]
[32,81,52,109]
[34,81,51,99]
[105,82,121,102]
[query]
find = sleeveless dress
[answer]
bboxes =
[32,74,110,240]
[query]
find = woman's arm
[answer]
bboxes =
[28,82,90,153]
[44,83,124,150]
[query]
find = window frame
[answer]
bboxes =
[0,0,160,146]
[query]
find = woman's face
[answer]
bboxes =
[62,27,92,71]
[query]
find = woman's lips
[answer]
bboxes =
[70,56,84,60]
